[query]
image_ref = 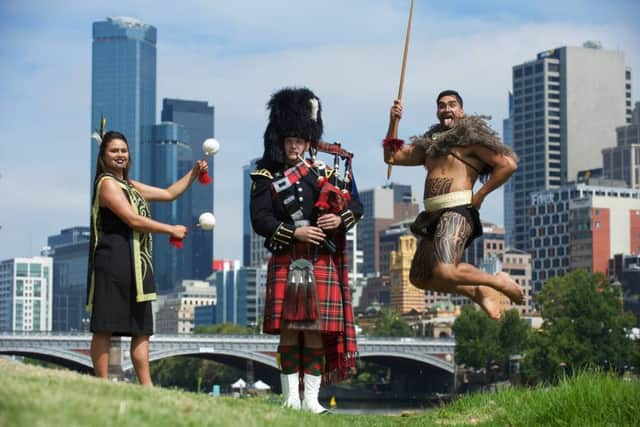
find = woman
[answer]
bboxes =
[250,88,362,413]
[86,130,207,386]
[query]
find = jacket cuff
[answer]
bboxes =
[339,209,357,231]
[267,223,295,251]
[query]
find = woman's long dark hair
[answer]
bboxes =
[94,131,131,183]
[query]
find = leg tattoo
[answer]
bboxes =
[433,212,472,265]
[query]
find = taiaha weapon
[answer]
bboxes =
[386,0,414,179]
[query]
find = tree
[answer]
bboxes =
[521,270,635,384]
[452,305,501,369]
[366,308,413,337]
[497,309,530,366]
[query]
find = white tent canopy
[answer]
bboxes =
[252,380,271,391]
[231,378,247,389]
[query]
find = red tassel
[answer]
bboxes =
[315,201,330,210]
[169,236,184,249]
[198,170,212,185]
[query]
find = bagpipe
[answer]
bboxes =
[270,141,356,214]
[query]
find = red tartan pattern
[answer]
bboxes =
[263,240,357,383]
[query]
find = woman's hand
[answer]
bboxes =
[317,213,342,231]
[193,159,208,176]
[170,225,188,240]
[294,226,326,245]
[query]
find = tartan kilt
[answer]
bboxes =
[263,243,358,383]
[263,252,344,334]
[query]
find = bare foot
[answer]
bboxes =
[473,286,502,320]
[495,272,524,304]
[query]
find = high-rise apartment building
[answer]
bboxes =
[144,123,193,293]
[603,102,640,189]
[506,42,632,251]
[0,257,53,331]
[358,183,418,275]
[46,227,90,331]
[91,17,157,182]
[529,182,640,291]
[161,99,216,279]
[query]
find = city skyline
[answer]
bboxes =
[1,1,639,261]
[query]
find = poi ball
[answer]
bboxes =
[202,138,220,155]
[198,212,216,230]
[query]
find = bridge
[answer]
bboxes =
[0,332,454,373]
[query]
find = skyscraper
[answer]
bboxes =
[161,99,216,279]
[144,123,193,293]
[358,183,419,276]
[505,42,632,251]
[47,227,90,331]
[91,17,157,182]
[603,102,640,189]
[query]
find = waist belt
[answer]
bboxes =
[424,190,472,213]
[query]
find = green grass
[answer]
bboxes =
[1,359,639,427]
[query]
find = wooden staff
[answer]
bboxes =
[387,0,414,179]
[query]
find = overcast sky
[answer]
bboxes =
[0,0,638,261]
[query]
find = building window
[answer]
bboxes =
[16,263,28,277]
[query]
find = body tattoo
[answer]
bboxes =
[424,177,453,199]
[433,212,472,264]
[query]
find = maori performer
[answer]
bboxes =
[250,87,362,413]
[383,90,524,319]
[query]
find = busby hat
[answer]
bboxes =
[260,87,323,170]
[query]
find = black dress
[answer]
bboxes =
[87,174,155,336]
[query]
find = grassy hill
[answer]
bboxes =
[1,358,639,426]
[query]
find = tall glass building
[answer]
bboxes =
[505,42,632,252]
[47,227,90,331]
[144,123,193,293]
[161,99,215,279]
[91,17,157,183]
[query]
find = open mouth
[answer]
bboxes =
[441,114,455,128]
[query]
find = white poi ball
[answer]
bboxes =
[202,138,220,155]
[198,212,216,230]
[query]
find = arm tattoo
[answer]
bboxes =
[424,177,453,198]
[433,212,472,264]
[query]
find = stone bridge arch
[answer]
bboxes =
[0,348,93,373]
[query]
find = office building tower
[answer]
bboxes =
[358,183,419,275]
[506,42,632,251]
[144,123,193,293]
[243,158,270,267]
[608,254,640,323]
[215,261,266,327]
[529,182,640,292]
[603,102,640,189]
[503,92,515,247]
[463,221,506,267]
[47,227,90,331]
[0,257,53,331]
[161,99,216,278]
[91,17,157,182]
